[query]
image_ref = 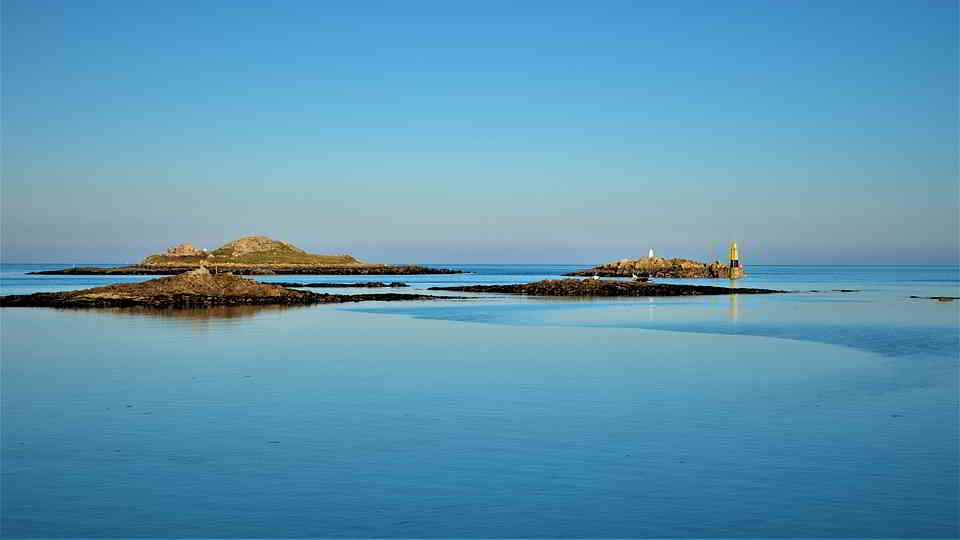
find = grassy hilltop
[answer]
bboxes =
[141,236,362,266]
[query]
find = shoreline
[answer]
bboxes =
[0,290,463,309]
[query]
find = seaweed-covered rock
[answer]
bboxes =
[2,270,458,308]
[270,281,409,288]
[431,279,781,297]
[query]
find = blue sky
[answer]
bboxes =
[2,0,957,264]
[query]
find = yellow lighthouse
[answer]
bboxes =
[728,241,744,279]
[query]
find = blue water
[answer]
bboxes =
[2,264,957,538]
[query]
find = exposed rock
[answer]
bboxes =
[164,243,205,257]
[1,272,460,309]
[566,256,742,279]
[430,279,782,297]
[909,295,959,302]
[806,289,862,293]
[183,266,211,278]
[270,281,409,288]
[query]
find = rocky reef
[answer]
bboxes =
[2,267,459,309]
[566,256,742,278]
[269,281,409,288]
[28,235,462,276]
[431,279,781,297]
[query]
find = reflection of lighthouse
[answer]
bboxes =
[729,241,744,279]
[729,294,739,323]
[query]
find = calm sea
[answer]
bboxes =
[2,264,958,538]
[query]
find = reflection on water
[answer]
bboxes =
[78,304,312,331]
[2,303,956,538]
[350,293,959,359]
[2,267,958,538]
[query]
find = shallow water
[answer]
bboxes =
[1,264,957,537]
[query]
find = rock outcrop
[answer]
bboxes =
[2,269,460,308]
[163,243,205,257]
[431,279,781,297]
[270,281,409,288]
[566,257,742,279]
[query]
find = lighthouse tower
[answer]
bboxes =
[728,241,744,279]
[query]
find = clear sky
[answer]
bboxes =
[2,0,957,264]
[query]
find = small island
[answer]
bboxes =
[2,267,459,309]
[431,279,782,297]
[28,236,462,276]
[568,244,746,279]
[566,256,741,279]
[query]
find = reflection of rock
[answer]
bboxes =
[100,303,306,321]
[431,279,781,297]
[909,295,959,302]
[86,304,313,333]
[566,257,742,279]
[1,271,461,309]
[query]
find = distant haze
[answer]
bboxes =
[3,1,957,265]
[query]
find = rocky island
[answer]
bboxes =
[28,236,462,276]
[431,279,782,297]
[566,256,742,279]
[2,267,459,309]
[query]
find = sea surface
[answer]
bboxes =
[2,263,958,538]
